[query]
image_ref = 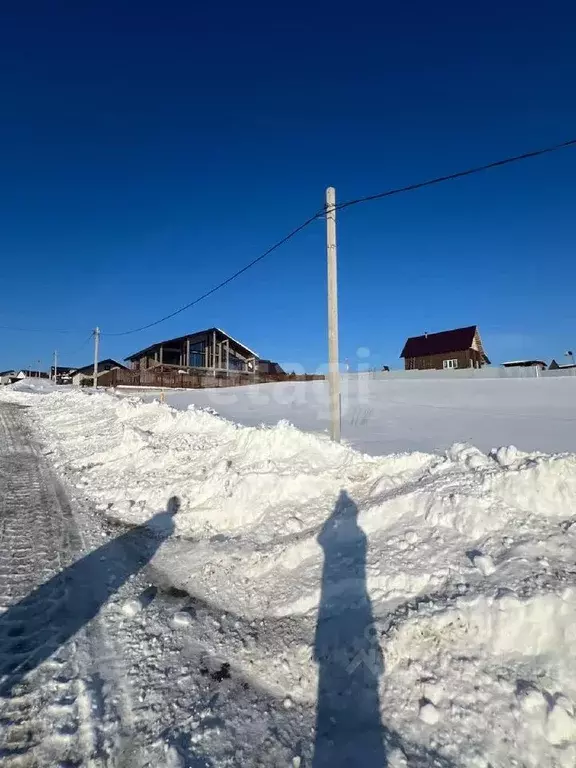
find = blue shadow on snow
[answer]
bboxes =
[312,490,387,767]
[0,499,178,697]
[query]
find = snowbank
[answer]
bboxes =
[3,381,576,767]
[9,378,61,394]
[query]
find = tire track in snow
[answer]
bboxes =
[0,403,132,766]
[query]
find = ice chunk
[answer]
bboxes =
[170,611,194,629]
[419,701,440,724]
[545,704,576,745]
[473,554,496,576]
[121,599,143,617]
[493,445,518,467]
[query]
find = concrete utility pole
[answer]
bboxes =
[326,186,341,442]
[53,350,58,382]
[93,327,100,388]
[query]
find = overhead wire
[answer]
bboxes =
[0,328,94,371]
[4,136,576,341]
[334,137,576,211]
[102,135,576,337]
[61,331,95,361]
[101,209,325,336]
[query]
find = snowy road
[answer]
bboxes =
[0,400,461,767]
[0,401,277,767]
[0,401,322,768]
[0,401,135,765]
[3,385,576,767]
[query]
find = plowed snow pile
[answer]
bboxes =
[4,382,576,767]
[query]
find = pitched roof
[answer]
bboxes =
[125,328,258,361]
[400,325,478,358]
[550,357,576,370]
[258,359,286,375]
[17,370,49,378]
[502,360,547,368]
[74,359,127,375]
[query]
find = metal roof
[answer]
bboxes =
[502,360,547,367]
[74,359,127,375]
[400,326,479,358]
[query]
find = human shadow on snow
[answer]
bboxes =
[0,497,179,697]
[312,490,456,768]
[312,490,387,767]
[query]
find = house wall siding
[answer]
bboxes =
[405,349,483,370]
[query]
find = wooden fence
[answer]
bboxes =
[95,367,324,390]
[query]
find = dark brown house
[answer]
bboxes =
[72,359,128,386]
[257,359,285,375]
[400,325,490,371]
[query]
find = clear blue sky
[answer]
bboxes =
[1,0,575,372]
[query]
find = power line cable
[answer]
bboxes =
[102,209,325,336]
[334,137,576,211]
[102,135,576,338]
[61,331,95,361]
[4,137,573,341]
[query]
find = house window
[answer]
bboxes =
[443,359,458,369]
[190,351,204,367]
[228,353,246,371]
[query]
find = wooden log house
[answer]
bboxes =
[400,325,490,370]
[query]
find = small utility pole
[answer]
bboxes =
[326,186,341,442]
[53,350,58,382]
[93,327,100,388]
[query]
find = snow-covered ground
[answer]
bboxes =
[3,378,576,767]
[132,376,576,455]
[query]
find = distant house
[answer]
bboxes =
[50,365,77,385]
[15,369,49,380]
[72,359,127,386]
[125,328,258,374]
[258,359,285,376]
[400,326,490,371]
[502,360,547,370]
[549,359,576,370]
[0,370,17,385]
